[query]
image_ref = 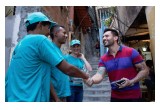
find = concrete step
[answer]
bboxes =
[88,61,99,65]
[89,70,109,77]
[83,94,111,102]
[83,81,111,89]
[83,56,111,102]
[88,57,100,61]
[83,88,111,95]
[90,65,98,70]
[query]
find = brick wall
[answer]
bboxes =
[43,6,70,54]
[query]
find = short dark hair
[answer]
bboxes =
[103,28,120,43]
[26,21,51,32]
[103,28,119,37]
[50,25,65,40]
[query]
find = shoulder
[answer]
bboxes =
[64,54,72,60]
[121,45,137,56]
[65,54,71,58]
[26,34,49,43]
[101,54,107,59]
[30,34,47,39]
[122,45,134,52]
[100,53,109,62]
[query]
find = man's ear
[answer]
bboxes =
[114,36,118,41]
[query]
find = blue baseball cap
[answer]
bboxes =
[70,39,81,46]
[24,12,57,27]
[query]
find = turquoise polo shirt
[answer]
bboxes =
[51,42,71,98]
[65,55,85,86]
[5,34,64,102]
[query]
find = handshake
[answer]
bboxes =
[83,77,94,87]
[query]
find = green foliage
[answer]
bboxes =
[104,6,116,27]
[104,17,112,27]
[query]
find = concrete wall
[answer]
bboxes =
[5,6,45,73]
[145,6,155,65]
[5,16,15,73]
[5,7,21,73]
[117,6,143,35]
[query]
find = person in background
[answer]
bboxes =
[144,60,155,101]
[85,28,149,102]
[5,12,89,102]
[95,39,100,57]
[49,25,70,102]
[66,39,92,102]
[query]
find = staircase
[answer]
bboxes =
[83,57,111,102]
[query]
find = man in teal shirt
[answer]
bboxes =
[50,25,71,102]
[5,12,89,102]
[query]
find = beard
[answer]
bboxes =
[103,40,114,47]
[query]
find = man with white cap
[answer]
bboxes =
[5,12,89,102]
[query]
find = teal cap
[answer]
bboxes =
[70,39,80,46]
[24,12,57,27]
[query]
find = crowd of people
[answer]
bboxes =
[5,12,152,102]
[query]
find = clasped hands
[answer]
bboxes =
[83,77,94,87]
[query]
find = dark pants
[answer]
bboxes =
[111,97,143,102]
[67,86,83,102]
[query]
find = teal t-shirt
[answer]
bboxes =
[5,34,64,102]
[65,54,85,86]
[51,43,71,98]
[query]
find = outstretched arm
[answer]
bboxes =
[56,60,89,79]
[85,67,106,86]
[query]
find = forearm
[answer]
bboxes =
[86,67,106,86]
[57,60,89,79]
[92,73,104,84]
[92,67,106,84]
[67,65,89,79]
[130,68,149,84]
[82,58,92,71]
[84,73,104,87]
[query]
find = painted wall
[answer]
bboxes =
[5,7,21,73]
[145,6,155,66]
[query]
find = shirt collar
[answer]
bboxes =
[107,44,123,55]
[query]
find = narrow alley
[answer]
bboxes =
[5,6,155,102]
